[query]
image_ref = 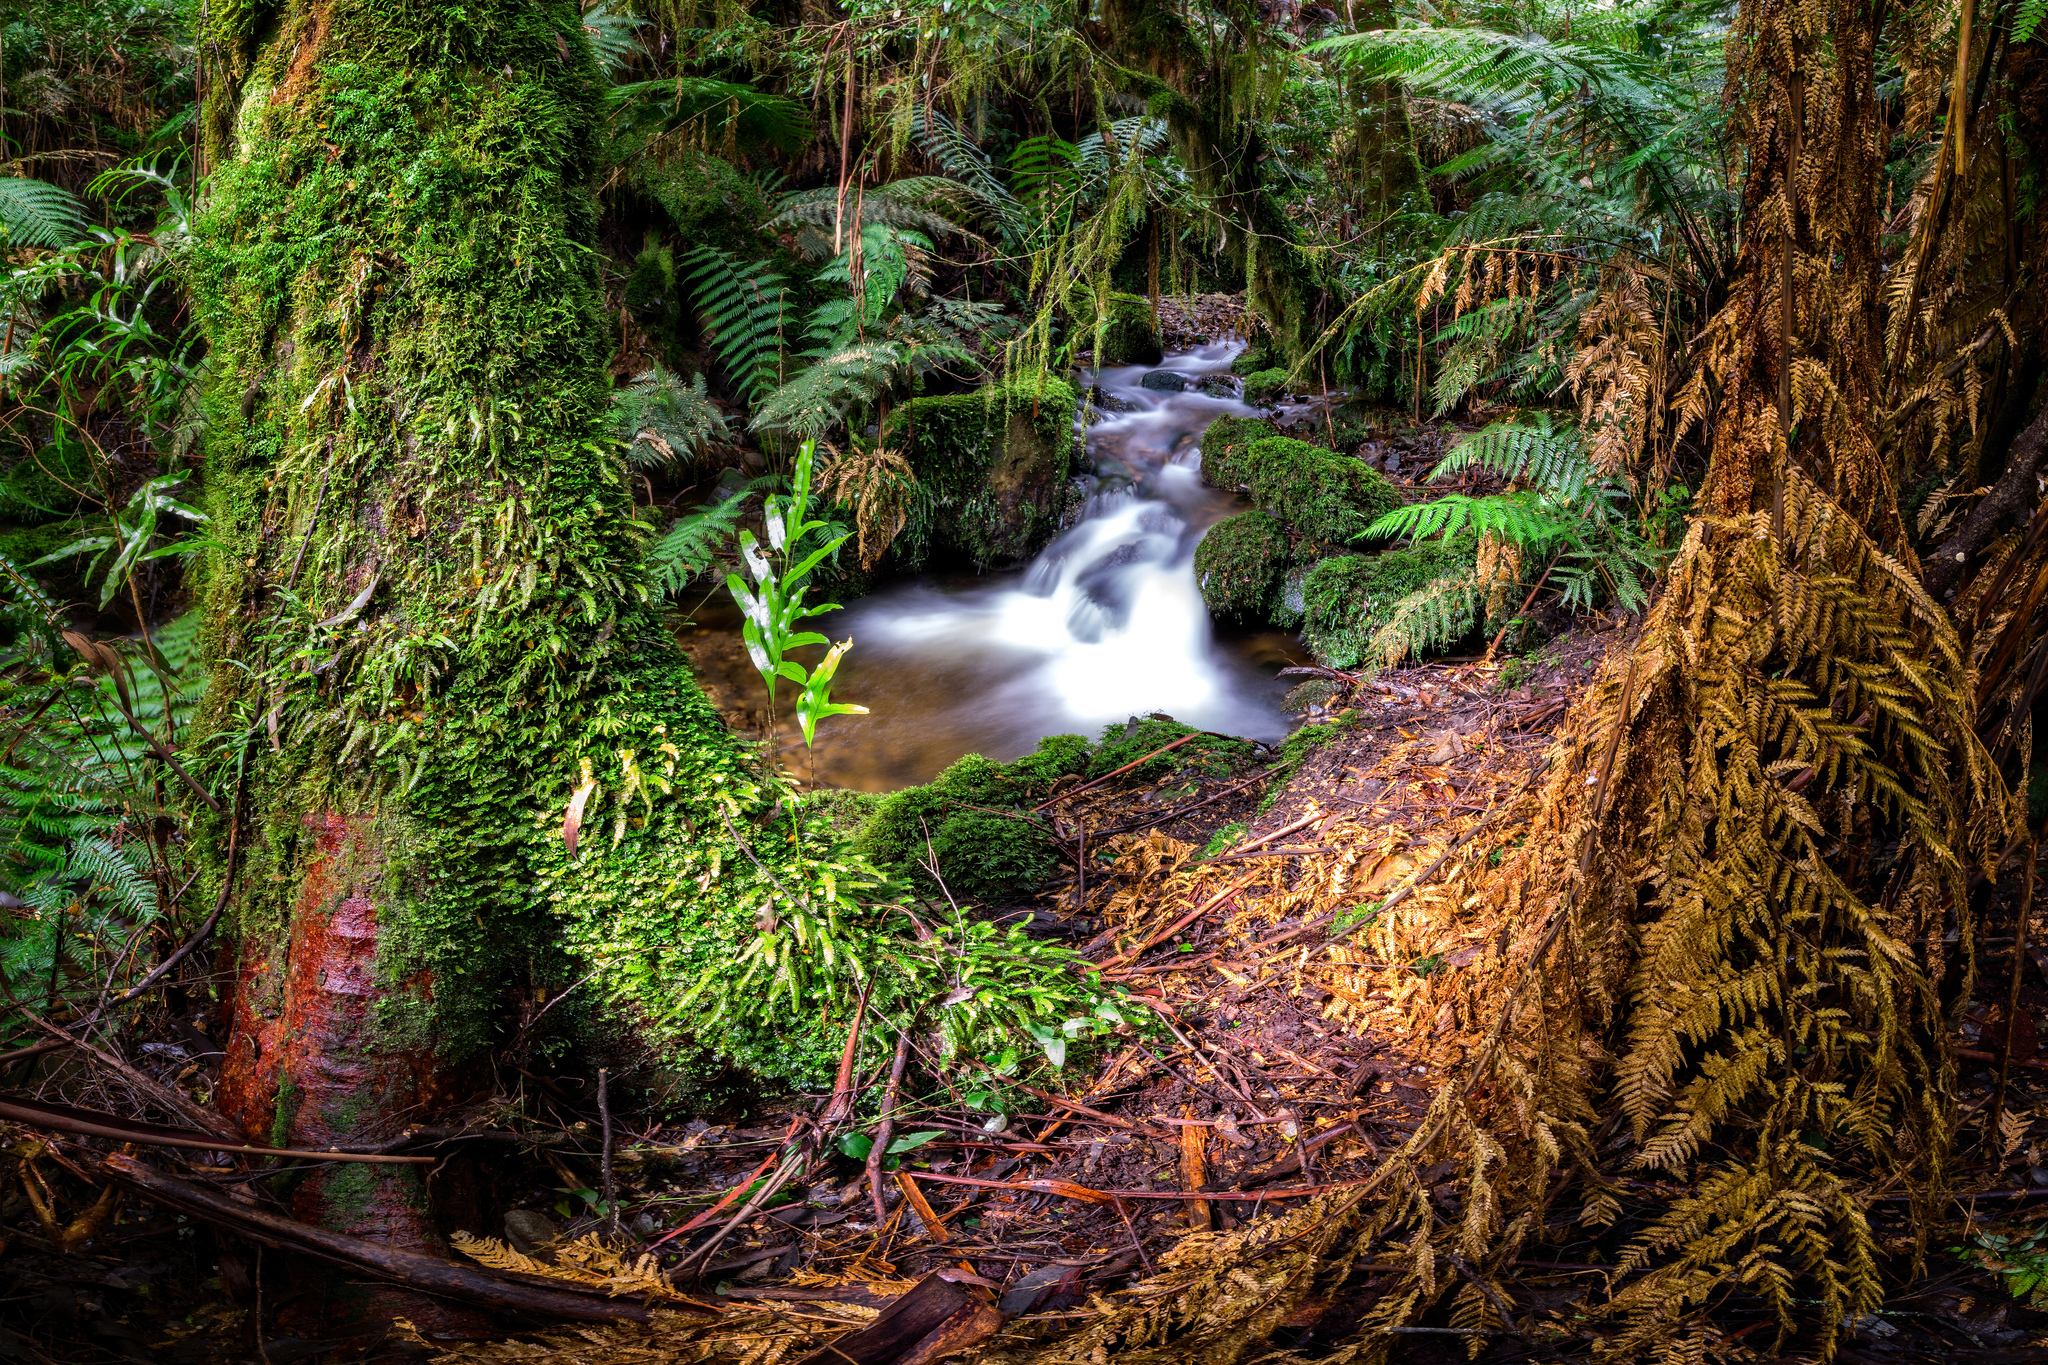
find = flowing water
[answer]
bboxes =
[683,342,1303,790]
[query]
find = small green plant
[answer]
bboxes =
[33,475,210,610]
[723,438,868,747]
[1198,822,1246,858]
[1955,1229,2048,1307]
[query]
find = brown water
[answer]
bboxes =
[681,342,1307,792]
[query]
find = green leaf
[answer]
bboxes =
[838,1132,874,1160]
[886,1130,944,1155]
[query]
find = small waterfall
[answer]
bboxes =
[792,341,1292,788]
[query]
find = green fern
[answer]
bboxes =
[579,0,643,78]
[765,178,986,262]
[646,478,777,593]
[1368,490,1576,548]
[2014,0,2046,42]
[608,78,810,154]
[679,246,789,404]
[1433,410,1595,497]
[748,343,905,441]
[1368,569,1483,669]
[611,366,729,468]
[908,107,1023,234]
[0,177,90,249]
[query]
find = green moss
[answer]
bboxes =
[883,376,1079,568]
[1234,437,1396,549]
[1198,415,1274,489]
[1193,511,1290,620]
[854,752,1056,902]
[634,150,772,254]
[1086,716,1257,781]
[1077,292,1161,365]
[1240,368,1290,405]
[1293,540,1477,668]
[1231,340,1280,376]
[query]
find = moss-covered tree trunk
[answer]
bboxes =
[187,0,765,1337]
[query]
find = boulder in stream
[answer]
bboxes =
[884,376,1080,568]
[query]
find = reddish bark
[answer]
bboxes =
[216,811,491,1339]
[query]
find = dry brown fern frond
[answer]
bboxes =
[817,441,916,571]
[449,1231,685,1301]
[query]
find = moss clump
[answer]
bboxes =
[1231,339,1280,375]
[1236,437,1396,548]
[853,722,1255,900]
[855,750,1067,903]
[1240,368,1291,405]
[1194,512,1291,620]
[634,150,773,255]
[1292,540,1477,667]
[883,376,1079,569]
[1197,415,1274,487]
[1079,292,1162,365]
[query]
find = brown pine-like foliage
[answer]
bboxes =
[982,0,2037,1361]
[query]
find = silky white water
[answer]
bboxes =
[684,342,1300,790]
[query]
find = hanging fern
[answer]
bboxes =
[1366,568,1483,668]
[679,246,789,405]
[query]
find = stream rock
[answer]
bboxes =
[1140,370,1196,392]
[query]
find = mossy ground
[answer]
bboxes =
[852,720,1258,902]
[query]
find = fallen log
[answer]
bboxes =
[97,1154,705,1323]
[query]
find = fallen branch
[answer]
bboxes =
[97,1154,685,1322]
[0,1095,436,1164]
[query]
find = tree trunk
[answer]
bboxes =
[185,0,748,1339]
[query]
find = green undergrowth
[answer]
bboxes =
[854,718,1260,902]
[1280,539,1478,669]
[1257,712,1361,812]
[882,376,1079,568]
[181,0,1120,1106]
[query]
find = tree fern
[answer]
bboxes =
[608,78,809,154]
[1368,490,1576,549]
[765,179,985,262]
[679,245,788,404]
[908,107,1023,235]
[578,0,642,78]
[0,177,90,249]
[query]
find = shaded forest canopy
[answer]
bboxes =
[0,0,2045,1360]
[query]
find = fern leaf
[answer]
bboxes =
[679,246,788,404]
[0,177,90,249]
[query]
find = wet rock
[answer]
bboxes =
[1140,370,1195,392]
[503,1208,564,1255]
[1198,374,1243,398]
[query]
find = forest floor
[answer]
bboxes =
[10,632,2048,1363]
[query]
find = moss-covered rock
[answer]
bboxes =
[1294,540,1477,667]
[854,749,1071,903]
[1079,291,1163,366]
[884,376,1079,569]
[853,721,1256,900]
[1231,338,1279,375]
[1197,414,1274,488]
[1234,436,1397,548]
[635,150,774,255]
[1240,367,1290,405]
[1193,511,1290,620]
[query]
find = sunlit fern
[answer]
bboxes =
[644,477,777,594]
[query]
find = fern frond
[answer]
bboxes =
[1368,570,1482,668]
[0,177,90,249]
[646,478,775,593]
[748,344,905,440]
[679,246,788,404]
[611,367,729,468]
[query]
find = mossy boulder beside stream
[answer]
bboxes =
[1283,540,1477,668]
[1193,511,1291,621]
[885,376,1079,569]
[1207,435,1397,548]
